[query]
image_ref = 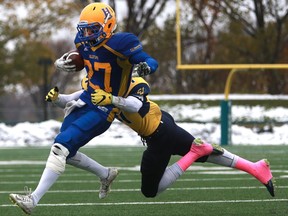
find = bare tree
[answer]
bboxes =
[217,0,288,94]
[123,0,168,38]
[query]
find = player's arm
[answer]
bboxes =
[45,87,83,108]
[113,95,143,112]
[129,51,158,77]
[116,33,158,77]
[91,89,143,112]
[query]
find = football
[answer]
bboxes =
[66,49,84,71]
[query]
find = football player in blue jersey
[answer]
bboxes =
[43,76,275,200]
[9,2,158,215]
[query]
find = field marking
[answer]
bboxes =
[1,199,288,208]
[1,185,288,194]
[1,161,287,170]
[1,174,288,185]
[0,170,287,179]
[0,160,46,165]
[0,177,265,184]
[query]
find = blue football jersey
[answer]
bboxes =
[76,32,142,95]
[74,32,144,119]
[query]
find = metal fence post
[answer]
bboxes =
[220,100,231,145]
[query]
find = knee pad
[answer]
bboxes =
[46,144,69,175]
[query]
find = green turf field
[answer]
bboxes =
[0,145,287,216]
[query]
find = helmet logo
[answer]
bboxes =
[102,8,112,20]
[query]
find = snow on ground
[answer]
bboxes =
[0,94,287,147]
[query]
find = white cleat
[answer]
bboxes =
[99,168,119,199]
[9,187,35,215]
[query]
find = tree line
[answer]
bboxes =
[0,0,288,124]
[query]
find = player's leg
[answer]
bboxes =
[140,111,185,197]
[67,151,118,199]
[161,109,274,196]
[58,108,117,199]
[32,144,69,203]
[142,111,213,197]
[9,143,69,215]
[206,148,274,196]
[67,151,109,178]
[30,109,110,204]
[176,138,213,171]
[156,139,213,195]
[160,111,213,171]
[8,109,77,215]
[157,133,213,194]
[9,108,112,213]
[140,146,171,198]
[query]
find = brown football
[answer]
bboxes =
[66,49,84,71]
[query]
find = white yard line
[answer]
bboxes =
[1,185,287,194]
[1,199,288,208]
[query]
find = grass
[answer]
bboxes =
[0,145,288,216]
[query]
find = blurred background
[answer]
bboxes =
[1,0,288,125]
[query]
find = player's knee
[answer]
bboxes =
[141,188,157,198]
[46,144,69,175]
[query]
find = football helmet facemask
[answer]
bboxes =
[77,3,117,48]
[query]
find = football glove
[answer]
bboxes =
[91,89,113,106]
[132,62,151,77]
[45,87,59,102]
[54,52,76,73]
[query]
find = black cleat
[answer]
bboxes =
[264,178,275,197]
[211,143,224,155]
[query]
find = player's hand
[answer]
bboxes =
[54,53,76,72]
[91,89,113,106]
[45,87,59,102]
[132,62,151,77]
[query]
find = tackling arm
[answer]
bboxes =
[113,95,143,112]
[46,88,83,109]
[56,90,83,108]
[91,89,143,112]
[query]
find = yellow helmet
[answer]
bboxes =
[77,3,117,47]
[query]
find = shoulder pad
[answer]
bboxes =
[107,33,143,56]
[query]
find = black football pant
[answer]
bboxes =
[140,110,194,197]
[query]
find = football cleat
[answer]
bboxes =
[192,138,203,145]
[190,138,213,158]
[99,168,118,199]
[264,178,275,197]
[211,143,224,155]
[254,159,275,197]
[9,187,35,215]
